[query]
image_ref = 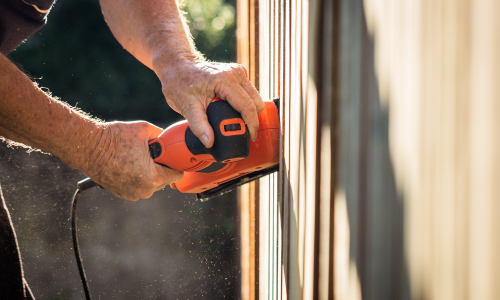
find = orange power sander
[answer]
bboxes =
[72,98,280,300]
[76,97,280,200]
[148,97,280,201]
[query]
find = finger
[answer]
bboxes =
[180,100,215,148]
[240,79,265,113]
[232,65,265,114]
[221,84,260,141]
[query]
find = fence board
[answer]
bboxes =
[237,0,259,298]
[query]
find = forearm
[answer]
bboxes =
[0,54,102,170]
[100,0,264,147]
[100,0,202,71]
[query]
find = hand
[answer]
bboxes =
[81,121,183,201]
[155,60,265,148]
[101,0,263,146]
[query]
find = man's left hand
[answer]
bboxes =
[154,59,264,148]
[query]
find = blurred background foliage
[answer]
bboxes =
[185,0,236,56]
[8,0,236,126]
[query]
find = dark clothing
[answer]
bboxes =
[0,185,35,300]
[0,0,55,54]
[1,1,55,299]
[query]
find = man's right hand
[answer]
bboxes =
[80,121,183,201]
[1,54,180,201]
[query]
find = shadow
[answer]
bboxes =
[336,1,411,299]
[277,0,412,299]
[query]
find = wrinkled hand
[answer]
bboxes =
[156,60,265,148]
[81,121,183,201]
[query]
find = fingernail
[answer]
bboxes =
[201,134,209,147]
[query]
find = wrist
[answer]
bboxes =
[152,56,191,91]
[77,122,112,177]
[148,28,204,76]
[151,50,202,78]
[58,120,106,175]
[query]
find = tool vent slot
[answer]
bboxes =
[216,172,250,185]
[185,161,211,172]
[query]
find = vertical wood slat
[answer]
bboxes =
[249,0,258,87]
[257,1,271,300]
[237,0,250,71]
[288,0,302,298]
[280,0,291,297]
[317,0,337,299]
[468,2,500,298]
[278,0,287,298]
[334,0,363,297]
[274,1,282,299]
[236,1,252,298]
[238,182,258,300]
[237,0,260,298]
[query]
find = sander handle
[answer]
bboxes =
[147,98,251,172]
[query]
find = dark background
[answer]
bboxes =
[8,0,237,124]
[1,0,241,299]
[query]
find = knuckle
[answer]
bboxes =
[234,65,248,78]
[242,105,259,126]
[220,69,238,83]
[222,69,235,79]
[256,99,265,112]
[243,98,257,112]
[216,85,231,99]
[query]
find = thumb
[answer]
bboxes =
[181,101,215,148]
[154,163,184,187]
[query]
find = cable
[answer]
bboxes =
[71,178,99,300]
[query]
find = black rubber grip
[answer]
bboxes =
[149,142,162,159]
[185,101,250,163]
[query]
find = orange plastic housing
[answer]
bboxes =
[171,101,279,193]
[152,121,217,172]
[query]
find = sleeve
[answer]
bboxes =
[0,0,55,54]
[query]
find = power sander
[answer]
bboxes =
[71,98,280,299]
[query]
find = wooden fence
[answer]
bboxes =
[236,0,500,299]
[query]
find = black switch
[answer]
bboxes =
[149,142,162,159]
[224,123,241,132]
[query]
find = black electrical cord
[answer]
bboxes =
[71,178,99,300]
